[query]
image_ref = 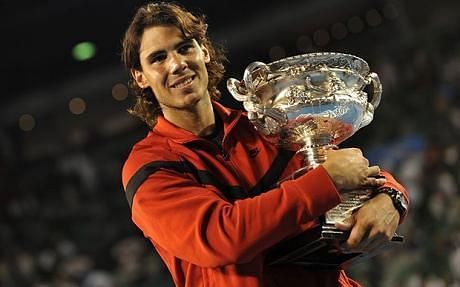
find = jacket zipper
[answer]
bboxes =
[202,139,245,188]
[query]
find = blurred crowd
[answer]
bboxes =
[0,151,173,287]
[1,19,460,287]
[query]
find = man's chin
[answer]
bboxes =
[182,92,207,106]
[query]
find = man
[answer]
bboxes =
[121,2,408,286]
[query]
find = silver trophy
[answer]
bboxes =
[227,52,402,268]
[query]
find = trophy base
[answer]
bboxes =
[265,224,403,269]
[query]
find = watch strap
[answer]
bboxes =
[376,187,408,217]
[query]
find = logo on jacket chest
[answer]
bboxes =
[248,147,260,158]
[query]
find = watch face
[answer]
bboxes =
[398,193,409,210]
[396,194,407,207]
[394,191,408,213]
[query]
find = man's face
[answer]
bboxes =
[133,25,210,111]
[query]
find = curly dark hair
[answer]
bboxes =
[121,2,227,127]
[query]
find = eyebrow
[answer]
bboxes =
[145,38,195,63]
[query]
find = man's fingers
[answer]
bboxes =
[363,176,386,187]
[358,166,385,187]
[344,223,368,249]
[367,166,381,176]
[335,215,355,231]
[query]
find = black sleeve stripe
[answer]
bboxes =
[195,170,247,200]
[125,161,247,209]
[249,149,296,196]
[125,161,193,208]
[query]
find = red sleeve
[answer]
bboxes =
[130,165,340,268]
[380,170,410,222]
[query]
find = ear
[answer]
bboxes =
[131,69,149,89]
[201,45,210,64]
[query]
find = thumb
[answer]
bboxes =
[335,215,356,231]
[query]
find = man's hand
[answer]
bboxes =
[335,193,400,252]
[321,148,386,191]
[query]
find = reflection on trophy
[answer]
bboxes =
[227,52,403,268]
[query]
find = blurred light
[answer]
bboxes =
[365,9,383,27]
[445,145,458,166]
[313,29,330,46]
[296,35,313,52]
[72,42,96,61]
[347,16,364,33]
[269,46,286,61]
[38,250,56,272]
[19,114,36,131]
[112,83,129,101]
[69,97,87,115]
[382,3,399,20]
[330,22,348,40]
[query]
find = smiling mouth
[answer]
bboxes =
[171,76,195,89]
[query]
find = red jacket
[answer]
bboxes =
[122,101,407,287]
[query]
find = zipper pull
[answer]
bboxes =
[222,151,229,160]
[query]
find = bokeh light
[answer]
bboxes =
[331,22,348,40]
[19,114,36,131]
[347,16,365,33]
[313,29,330,46]
[69,97,87,115]
[365,9,383,27]
[296,35,313,52]
[112,83,129,101]
[72,42,96,61]
[382,3,399,20]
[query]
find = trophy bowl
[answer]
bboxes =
[227,52,403,268]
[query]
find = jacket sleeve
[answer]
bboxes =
[128,165,340,268]
[379,170,410,223]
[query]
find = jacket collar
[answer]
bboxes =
[151,101,243,144]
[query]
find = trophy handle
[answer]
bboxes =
[227,61,270,101]
[366,72,382,109]
[243,61,270,92]
[227,78,249,101]
[360,72,382,128]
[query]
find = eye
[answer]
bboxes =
[149,53,166,64]
[178,43,194,54]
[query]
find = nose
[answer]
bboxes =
[168,52,187,74]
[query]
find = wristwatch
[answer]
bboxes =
[377,187,408,217]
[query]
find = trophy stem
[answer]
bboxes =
[298,144,336,170]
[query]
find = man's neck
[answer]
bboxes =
[162,98,215,136]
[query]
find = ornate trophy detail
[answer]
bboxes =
[227,52,402,268]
